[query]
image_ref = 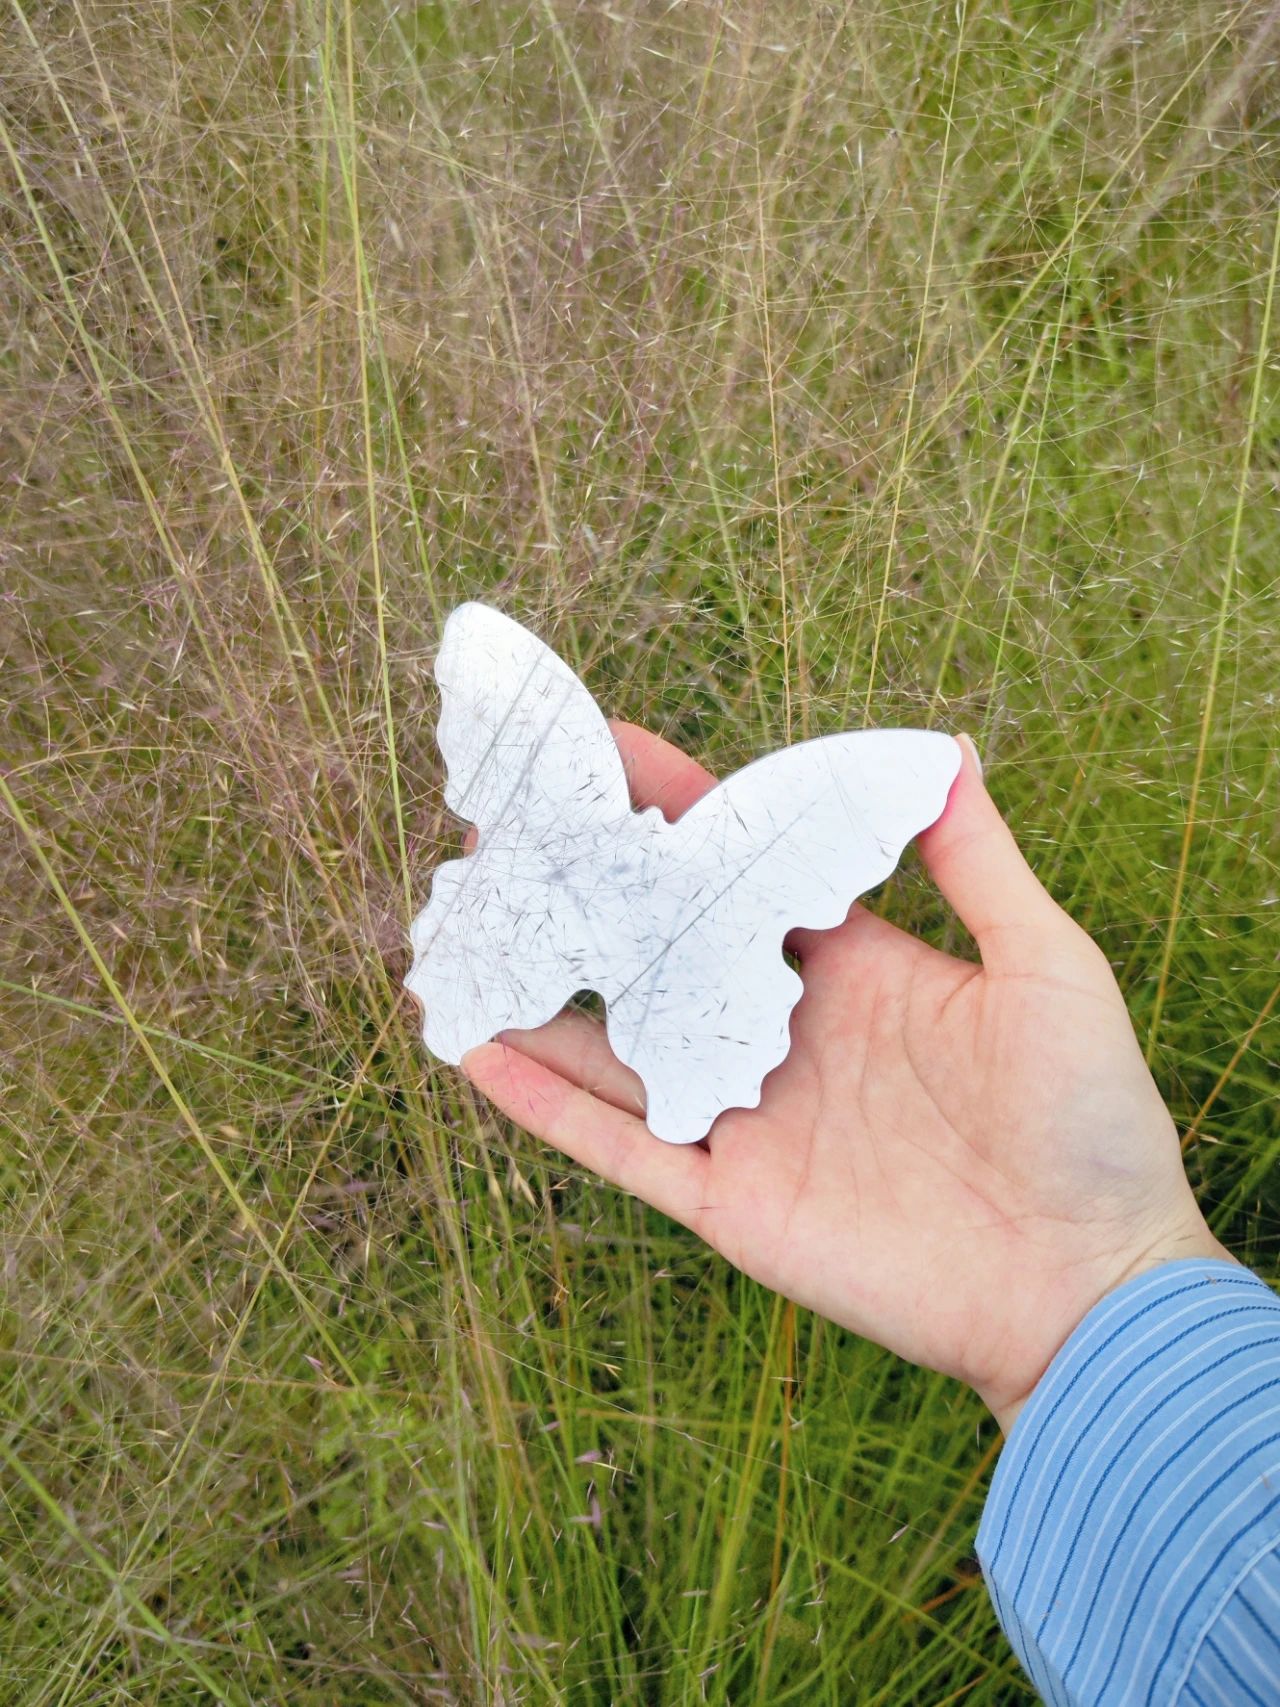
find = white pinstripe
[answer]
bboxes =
[976,1261,1280,1705]
[1081,1436,1280,1697]
[1038,1320,1279,1643]
[1021,1313,1271,1623]
[990,1281,1235,1565]
[1167,1536,1280,1703]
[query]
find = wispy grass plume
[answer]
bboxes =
[1,1,1277,1699]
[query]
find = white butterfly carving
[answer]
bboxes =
[406,602,961,1143]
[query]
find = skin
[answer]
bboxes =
[459,721,1233,1434]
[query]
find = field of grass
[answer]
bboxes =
[2,0,1279,1699]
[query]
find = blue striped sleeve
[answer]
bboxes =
[975,1256,1280,1705]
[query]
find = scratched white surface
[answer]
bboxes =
[406,603,962,1143]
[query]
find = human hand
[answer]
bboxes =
[459,721,1232,1432]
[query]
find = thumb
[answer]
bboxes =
[917,735,1076,970]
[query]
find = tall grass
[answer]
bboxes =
[2,1,1278,1699]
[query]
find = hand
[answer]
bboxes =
[459,721,1232,1432]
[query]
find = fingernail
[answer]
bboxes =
[461,1040,498,1069]
[958,733,984,781]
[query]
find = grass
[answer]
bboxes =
[2,0,1279,1699]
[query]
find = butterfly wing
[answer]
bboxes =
[433,601,632,838]
[408,606,960,1140]
[407,838,628,1063]
[407,602,636,1062]
[597,730,962,1142]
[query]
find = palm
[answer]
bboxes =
[459,720,1220,1426]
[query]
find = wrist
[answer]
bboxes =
[982,1223,1237,1438]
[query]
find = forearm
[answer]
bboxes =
[976,1256,1280,1704]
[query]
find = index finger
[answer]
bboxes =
[606,717,717,820]
[460,1038,712,1228]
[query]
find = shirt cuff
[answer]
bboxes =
[975,1256,1280,1706]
